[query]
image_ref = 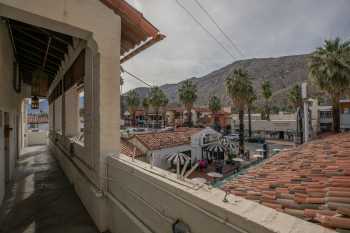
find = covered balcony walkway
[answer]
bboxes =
[0,145,98,233]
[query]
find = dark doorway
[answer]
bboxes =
[279,131,284,140]
[4,112,11,183]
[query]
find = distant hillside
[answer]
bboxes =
[124,54,312,110]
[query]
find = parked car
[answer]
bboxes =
[247,136,265,143]
[226,133,239,141]
[126,128,146,134]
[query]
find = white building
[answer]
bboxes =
[317,106,333,132]
[128,127,221,169]
[231,99,336,140]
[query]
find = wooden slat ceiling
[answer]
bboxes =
[5,0,164,86]
[7,19,72,85]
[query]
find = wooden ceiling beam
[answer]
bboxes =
[18,57,58,72]
[17,51,61,69]
[11,22,73,46]
[14,37,65,60]
[20,65,56,77]
[17,46,62,63]
[12,28,67,54]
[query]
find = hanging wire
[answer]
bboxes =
[175,0,236,60]
[121,67,152,87]
[191,0,245,57]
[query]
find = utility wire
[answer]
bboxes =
[121,67,152,87]
[175,0,236,60]
[192,0,245,57]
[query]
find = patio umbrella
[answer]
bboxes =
[207,144,225,153]
[232,158,244,162]
[166,152,190,179]
[191,177,207,185]
[220,137,237,153]
[207,172,223,178]
[166,152,189,165]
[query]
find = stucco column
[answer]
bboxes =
[92,24,121,189]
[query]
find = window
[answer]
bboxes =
[320,111,332,119]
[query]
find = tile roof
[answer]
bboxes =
[121,138,143,157]
[223,133,350,231]
[100,0,165,63]
[166,107,185,113]
[193,107,211,113]
[27,114,48,124]
[133,128,201,150]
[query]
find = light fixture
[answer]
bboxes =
[172,220,191,233]
[31,96,39,109]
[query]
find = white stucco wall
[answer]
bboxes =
[54,97,62,134]
[106,155,335,233]
[0,19,27,205]
[0,110,4,204]
[27,131,48,146]
[0,0,121,231]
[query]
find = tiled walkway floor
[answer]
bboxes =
[0,146,99,233]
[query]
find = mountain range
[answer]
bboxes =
[124,54,312,111]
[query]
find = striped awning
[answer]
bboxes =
[166,152,189,165]
[207,144,225,152]
[220,137,237,152]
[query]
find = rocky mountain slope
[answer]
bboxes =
[125,54,311,109]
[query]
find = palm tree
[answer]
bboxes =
[142,97,150,127]
[178,80,197,127]
[161,98,169,127]
[247,87,257,139]
[288,84,302,111]
[209,95,221,127]
[225,68,253,155]
[261,80,272,120]
[288,84,303,140]
[149,86,168,128]
[143,97,150,112]
[309,38,350,132]
[126,90,140,127]
[166,152,190,178]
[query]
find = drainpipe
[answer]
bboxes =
[302,82,309,143]
[304,101,309,143]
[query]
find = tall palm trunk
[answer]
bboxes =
[187,106,192,127]
[238,108,245,155]
[132,112,136,127]
[156,109,159,128]
[265,101,270,121]
[248,106,252,138]
[332,97,341,132]
[162,110,166,128]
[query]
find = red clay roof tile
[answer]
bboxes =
[133,128,201,150]
[223,133,350,230]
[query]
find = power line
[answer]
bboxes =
[192,0,245,58]
[121,67,153,87]
[175,0,236,60]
